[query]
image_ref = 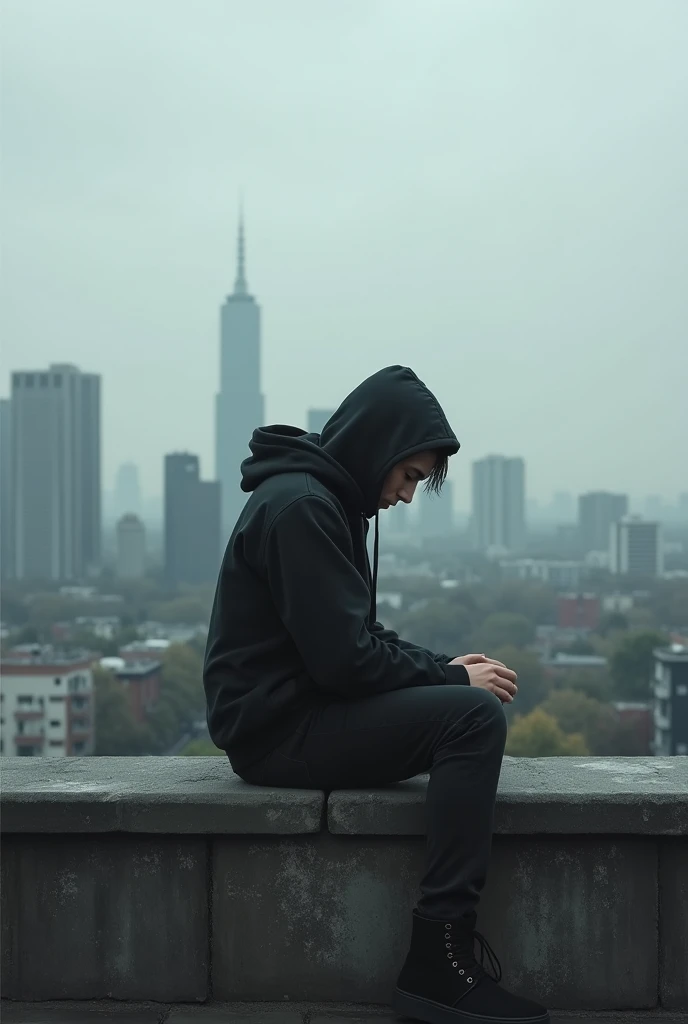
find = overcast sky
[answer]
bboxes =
[2,0,687,507]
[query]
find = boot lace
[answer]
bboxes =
[444,924,502,985]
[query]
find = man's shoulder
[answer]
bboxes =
[250,472,343,516]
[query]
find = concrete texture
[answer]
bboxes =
[3,1006,688,1024]
[328,758,688,836]
[211,832,660,1008]
[0,757,324,835]
[1,835,208,1001]
[478,837,658,1009]
[658,838,688,1008]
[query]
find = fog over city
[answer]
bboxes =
[2,0,686,508]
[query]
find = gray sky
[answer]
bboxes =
[2,0,687,507]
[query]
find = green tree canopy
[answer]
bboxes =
[475,612,534,651]
[541,688,618,755]
[506,708,589,757]
[93,666,152,755]
[610,630,668,700]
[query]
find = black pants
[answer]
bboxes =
[238,684,507,922]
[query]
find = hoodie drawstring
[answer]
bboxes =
[371,511,380,625]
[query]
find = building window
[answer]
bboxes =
[49,696,64,703]
[72,696,88,710]
[24,374,34,387]
[49,740,64,748]
[17,696,33,705]
[54,678,62,686]
[40,373,48,386]
[53,374,62,387]
[0,739,3,753]
[50,720,61,727]
[73,741,86,753]
[0,717,4,725]
[677,685,688,697]
[17,746,35,756]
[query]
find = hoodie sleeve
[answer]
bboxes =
[263,495,470,697]
[369,621,458,668]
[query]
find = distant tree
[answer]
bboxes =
[488,581,557,627]
[551,668,614,703]
[557,637,596,656]
[506,708,589,757]
[490,646,551,713]
[475,612,534,652]
[596,611,629,637]
[610,630,668,700]
[180,738,223,756]
[93,667,152,755]
[148,597,210,625]
[394,600,474,655]
[541,688,618,755]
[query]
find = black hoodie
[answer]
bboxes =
[203,365,470,771]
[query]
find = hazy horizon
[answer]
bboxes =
[2,0,687,506]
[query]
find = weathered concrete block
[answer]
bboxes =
[659,837,688,1008]
[477,836,658,1009]
[212,832,657,1008]
[1,835,208,1001]
[0,1006,161,1022]
[328,758,688,836]
[0,758,324,835]
[212,833,423,1002]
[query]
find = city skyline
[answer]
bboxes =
[2,1,686,507]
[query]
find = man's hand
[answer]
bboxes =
[448,653,518,703]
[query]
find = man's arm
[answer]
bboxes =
[369,621,453,664]
[263,496,470,697]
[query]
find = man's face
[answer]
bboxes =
[378,451,437,510]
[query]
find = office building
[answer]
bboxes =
[164,453,221,585]
[113,462,142,518]
[116,513,146,580]
[0,648,95,757]
[419,481,454,537]
[307,409,335,435]
[10,364,101,580]
[578,491,628,553]
[609,516,662,577]
[1,397,12,579]
[652,644,688,756]
[215,212,265,532]
[472,455,525,552]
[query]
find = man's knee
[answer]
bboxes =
[470,686,508,737]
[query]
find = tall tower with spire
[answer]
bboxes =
[215,209,265,533]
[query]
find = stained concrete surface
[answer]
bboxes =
[1,835,208,1001]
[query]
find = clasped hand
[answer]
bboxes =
[448,653,518,704]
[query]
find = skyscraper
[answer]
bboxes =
[116,513,146,580]
[419,481,455,537]
[472,456,526,552]
[164,453,221,585]
[578,491,628,553]
[113,462,142,518]
[610,516,663,577]
[0,398,12,579]
[11,364,101,580]
[307,408,335,435]
[215,212,265,533]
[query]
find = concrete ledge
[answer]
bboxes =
[0,757,324,834]
[2,756,686,836]
[328,757,688,835]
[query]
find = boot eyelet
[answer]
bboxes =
[467,977,473,984]
[452,962,458,967]
[459,969,464,975]
[445,923,451,929]
[445,943,451,949]
[447,952,453,959]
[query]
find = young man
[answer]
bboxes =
[204,365,549,1023]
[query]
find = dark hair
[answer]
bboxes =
[424,451,449,496]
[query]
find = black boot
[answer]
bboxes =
[393,909,549,1024]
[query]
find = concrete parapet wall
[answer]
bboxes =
[1,756,686,1010]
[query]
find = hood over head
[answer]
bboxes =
[241,365,460,518]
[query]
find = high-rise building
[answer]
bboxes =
[116,513,146,580]
[652,644,688,756]
[419,481,455,537]
[609,516,663,577]
[11,364,101,581]
[472,456,525,552]
[578,491,628,553]
[1,397,12,579]
[164,453,221,585]
[113,462,142,518]
[307,409,335,435]
[215,212,265,533]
